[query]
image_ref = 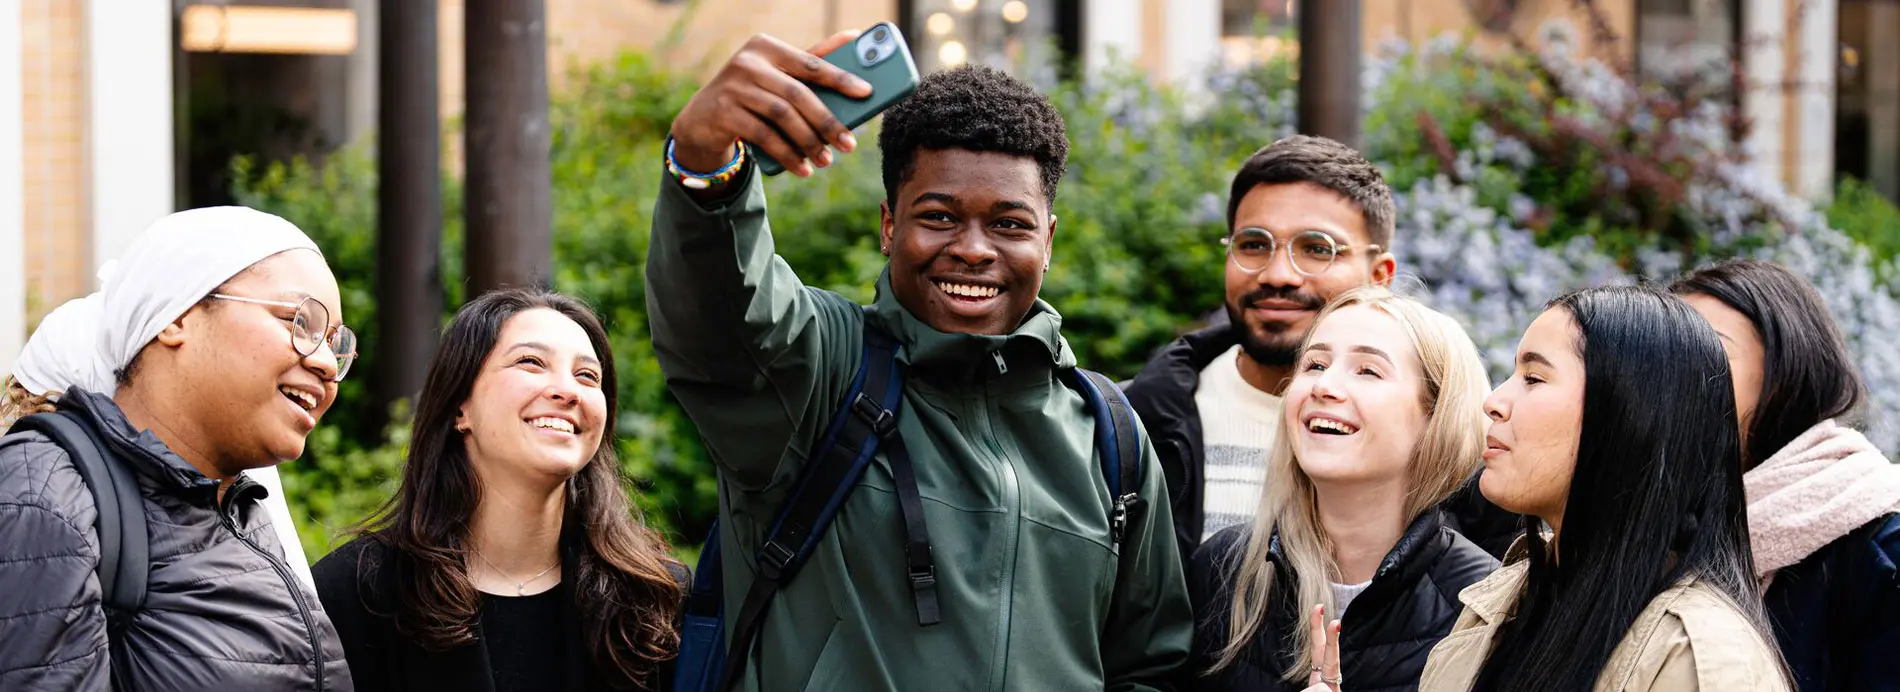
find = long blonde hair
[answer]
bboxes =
[1210,285,1491,679]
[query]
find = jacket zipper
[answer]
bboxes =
[976,380,1021,692]
[219,490,325,692]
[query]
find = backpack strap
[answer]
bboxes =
[717,319,910,691]
[672,526,725,691]
[1065,369,1146,547]
[12,410,149,687]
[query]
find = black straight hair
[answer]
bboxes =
[1471,285,1783,691]
[1670,258,1868,469]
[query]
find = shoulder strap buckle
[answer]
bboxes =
[850,392,898,438]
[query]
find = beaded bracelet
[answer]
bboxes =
[666,136,747,190]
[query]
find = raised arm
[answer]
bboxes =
[645,32,874,492]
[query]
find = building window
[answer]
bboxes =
[903,0,1069,77]
[1220,0,1297,68]
[1837,0,1900,202]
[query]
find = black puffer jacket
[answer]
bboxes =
[1123,322,1523,561]
[0,388,352,691]
[1179,509,1497,692]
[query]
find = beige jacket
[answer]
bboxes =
[1417,557,1790,692]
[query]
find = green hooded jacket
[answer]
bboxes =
[646,164,1192,691]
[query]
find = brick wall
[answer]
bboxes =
[19,0,89,325]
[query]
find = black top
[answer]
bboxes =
[1178,509,1499,692]
[482,585,568,692]
[1122,322,1524,561]
[313,534,668,692]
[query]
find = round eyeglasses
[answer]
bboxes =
[208,294,359,382]
[1220,228,1381,277]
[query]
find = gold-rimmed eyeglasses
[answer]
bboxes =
[208,293,358,382]
[1220,227,1381,277]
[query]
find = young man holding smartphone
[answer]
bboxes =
[648,30,1191,691]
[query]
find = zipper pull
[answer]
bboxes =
[992,351,1008,374]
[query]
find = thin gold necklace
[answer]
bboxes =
[472,549,559,596]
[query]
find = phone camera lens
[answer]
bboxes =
[865,47,881,62]
[872,27,889,42]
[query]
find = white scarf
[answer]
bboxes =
[1745,418,1900,582]
[10,206,324,587]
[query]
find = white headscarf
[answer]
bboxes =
[9,206,325,588]
[12,291,112,397]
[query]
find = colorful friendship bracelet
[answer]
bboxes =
[666,136,747,190]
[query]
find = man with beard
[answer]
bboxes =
[1124,136,1516,561]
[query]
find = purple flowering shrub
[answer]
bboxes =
[1347,22,1900,450]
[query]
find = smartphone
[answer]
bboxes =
[750,21,920,176]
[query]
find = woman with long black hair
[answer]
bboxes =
[1672,259,1900,691]
[313,288,686,691]
[1418,285,1789,691]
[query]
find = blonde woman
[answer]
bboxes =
[1182,286,1500,692]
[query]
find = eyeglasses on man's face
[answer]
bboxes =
[1220,227,1381,277]
[207,294,358,382]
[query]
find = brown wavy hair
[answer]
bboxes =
[355,288,684,689]
[1,377,59,431]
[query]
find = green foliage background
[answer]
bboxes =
[234,43,1899,565]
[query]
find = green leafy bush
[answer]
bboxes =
[1828,176,1900,274]
[236,32,1899,565]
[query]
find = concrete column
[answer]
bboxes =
[346,0,379,147]
[1084,0,1143,74]
[86,0,174,275]
[1741,0,1786,189]
[1163,0,1221,102]
[1792,0,1836,199]
[1868,0,1900,199]
[1,1,25,373]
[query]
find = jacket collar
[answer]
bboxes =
[1458,537,1536,625]
[1266,508,1456,589]
[1124,322,1238,400]
[864,267,1072,376]
[60,387,230,505]
[1120,322,1239,443]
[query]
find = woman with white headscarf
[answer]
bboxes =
[3,292,315,586]
[0,207,357,691]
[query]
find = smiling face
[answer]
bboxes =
[155,249,343,472]
[1284,304,1431,485]
[881,148,1056,336]
[1224,182,1395,368]
[1479,308,1586,526]
[456,308,610,486]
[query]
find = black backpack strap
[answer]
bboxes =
[718,320,909,691]
[1066,369,1146,547]
[884,428,941,625]
[12,410,149,687]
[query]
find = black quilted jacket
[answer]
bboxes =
[1177,509,1497,692]
[0,388,352,691]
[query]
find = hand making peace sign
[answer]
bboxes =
[1304,603,1343,692]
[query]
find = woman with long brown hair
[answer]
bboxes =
[313,288,686,691]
